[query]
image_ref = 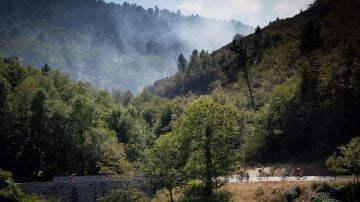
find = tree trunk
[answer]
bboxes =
[204,127,213,197]
[243,66,255,110]
[168,188,174,202]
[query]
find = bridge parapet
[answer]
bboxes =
[18,175,149,202]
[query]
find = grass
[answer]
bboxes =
[224,181,312,202]
[152,180,352,202]
[224,180,352,202]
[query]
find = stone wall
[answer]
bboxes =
[18,175,149,202]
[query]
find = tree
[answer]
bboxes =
[121,91,133,106]
[300,19,323,54]
[254,26,263,61]
[27,90,48,178]
[41,63,51,74]
[69,95,99,174]
[154,104,179,137]
[0,76,10,108]
[326,153,345,179]
[188,49,199,71]
[84,128,130,175]
[179,97,241,197]
[231,39,256,109]
[177,54,187,72]
[326,137,360,182]
[145,133,185,202]
[0,169,25,201]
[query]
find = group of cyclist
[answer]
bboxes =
[280,167,306,179]
[250,166,306,181]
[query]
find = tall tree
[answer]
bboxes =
[253,26,262,58]
[300,19,323,54]
[326,137,360,182]
[27,90,48,178]
[145,133,185,202]
[179,97,241,197]
[69,95,99,174]
[231,39,256,109]
[177,54,187,72]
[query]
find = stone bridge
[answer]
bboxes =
[18,175,150,202]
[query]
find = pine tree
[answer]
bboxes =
[177,54,187,72]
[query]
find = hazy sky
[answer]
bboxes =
[105,0,314,26]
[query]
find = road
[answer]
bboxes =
[225,175,352,183]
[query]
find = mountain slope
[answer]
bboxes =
[150,0,360,162]
[0,0,253,92]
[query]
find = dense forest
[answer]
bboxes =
[0,0,253,92]
[0,0,360,201]
[0,56,197,181]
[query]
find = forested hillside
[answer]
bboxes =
[150,0,360,162]
[1,1,360,201]
[0,57,200,181]
[0,0,252,92]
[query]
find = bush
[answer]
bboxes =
[98,188,150,202]
[180,181,232,202]
[311,192,339,202]
[180,181,205,201]
[313,183,332,193]
[254,186,264,197]
[0,169,26,202]
[211,190,232,202]
[283,186,301,202]
[311,182,360,202]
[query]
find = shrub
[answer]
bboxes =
[314,183,332,193]
[254,186,264,197]
[180,181,205,201]
[311,192,339,202]
[180,181,232,202]
[311,182,360,202]
[98,188,150,202]
[283,186,301,202]
[0,169,26,202]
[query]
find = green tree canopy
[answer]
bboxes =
[144,133,185,202]
[178,97,241,197]
[326,137,360,182]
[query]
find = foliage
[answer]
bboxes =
[144,133,186,202]
[150,50,226,98]
[254,186,264,197]
[0,57,193,181]
[299,19,323,54]
[152,0,360,163]
[283,186,301,202]
[178,97,241,196]
[311,192,339,202]
[0,169,25,202]
[0,59,134,180]
[310,182,360,202]
[98,188,150,202]
[180,181,232,202]
[326,137,360,181]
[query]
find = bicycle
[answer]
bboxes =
[295,174,307,180]
[280,168,290,180]
[256,172,267,180]
[294,168,307,180]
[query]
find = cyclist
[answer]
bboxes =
[281,167,289,179]
[245,172,250,182]
[258,166,265,175]
[295,167,303,177]
[257,166,266,179]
